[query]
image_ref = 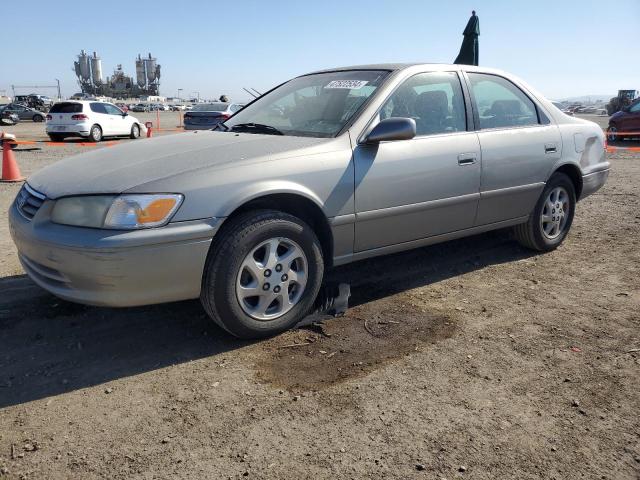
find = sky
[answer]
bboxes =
[2,0,639,103]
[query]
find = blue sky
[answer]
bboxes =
[2,0,638,102]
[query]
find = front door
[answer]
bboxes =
[621,101,640,133]
[104,103,130,135]
[465,72,562,225]
[353,71,481,252]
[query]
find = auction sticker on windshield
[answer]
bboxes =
[324,80,369,89]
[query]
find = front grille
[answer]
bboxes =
[15,184,46,220]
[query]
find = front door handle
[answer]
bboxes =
[458,153,477,166]
[545,143,558,154]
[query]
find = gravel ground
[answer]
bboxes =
[0,115,639,479]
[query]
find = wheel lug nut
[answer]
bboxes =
[273,286,281,293]
[263,283,270,291]
[281,274,288,282]
[264,269,271,277]
[275,264,283,272]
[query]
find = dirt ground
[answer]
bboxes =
[0,114,639,479]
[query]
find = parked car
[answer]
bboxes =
[183,102,243,130]
[9,63,609,339]
[170,104,186,111]
[132,104,149,112]
[552,102,574,116]
[0,106,19,125]
[607,99,640,141]
[45,100,146,142]
[2,103,46,122]
[115,103,129,112]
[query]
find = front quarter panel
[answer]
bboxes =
[127,135,355,222]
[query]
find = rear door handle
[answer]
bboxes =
[458,153,477,166]
[545,143,558,154]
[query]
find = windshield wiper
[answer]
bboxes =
[230,123,284,135]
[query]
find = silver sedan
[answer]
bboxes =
[9,63,609,338]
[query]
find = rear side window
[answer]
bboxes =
[90,103,108,114]
[467,73,539,129]
[50,102,83,114]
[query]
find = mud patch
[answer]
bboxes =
[255,293,457,392]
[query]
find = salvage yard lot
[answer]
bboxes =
[0,114,639,479]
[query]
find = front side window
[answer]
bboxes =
[104,104,123,115]
[468,73,539,129]
[224,70,389,137]
[379,71,467,136]
[629,101,640,113]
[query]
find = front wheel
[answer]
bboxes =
[513,172,576,252]
[33,115,44,122]
[607,126,619,142]
[201,210,324,339]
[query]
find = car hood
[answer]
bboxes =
[28,131,327,199]
[609,111,625,122]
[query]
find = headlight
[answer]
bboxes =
[51,194,183,229]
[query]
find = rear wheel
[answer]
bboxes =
[201,210,324,339]
[130,123,140,139]
[89,124,102,142]
[33,115,44,122]
[513,172,576,252]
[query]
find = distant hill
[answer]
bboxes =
[556,94,615,103]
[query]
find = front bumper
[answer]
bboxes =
[9,199,220,307]
[580,168,610,199]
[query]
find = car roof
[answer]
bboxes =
[307,62,508,76]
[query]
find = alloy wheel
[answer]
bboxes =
[540,186,570,239]
[235,237,308,320]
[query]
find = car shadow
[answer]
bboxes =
[0,229,535,408]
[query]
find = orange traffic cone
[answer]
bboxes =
[1,133,25,183]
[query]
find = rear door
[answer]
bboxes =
[465,72,561,225]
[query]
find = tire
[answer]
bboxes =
[33,115,44,122]
[48,134,65,142]
[89,124,102,142]
[201,209,324,339]
[513,172,576,252]
[607,125,619,142]
[130,123,141,139]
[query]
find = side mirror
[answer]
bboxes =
[122,111,128,117]
[365,117,416,143]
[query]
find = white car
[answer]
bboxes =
[46,101,146,142]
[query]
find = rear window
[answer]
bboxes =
[193,103,228,112]
[50,102,83,114]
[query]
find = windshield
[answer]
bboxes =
[223,70,389,137]
[193,103,228,112]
